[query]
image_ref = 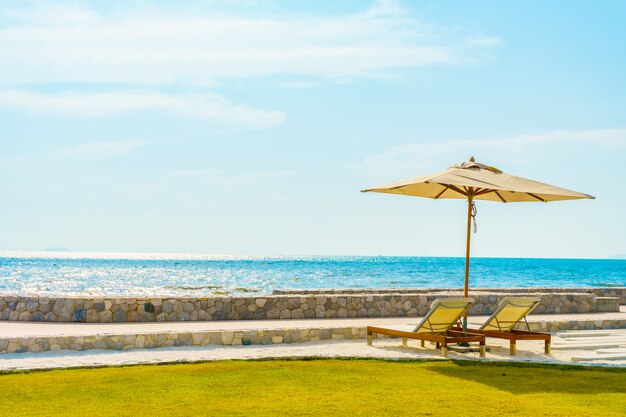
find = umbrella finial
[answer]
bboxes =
[469,156,475,162]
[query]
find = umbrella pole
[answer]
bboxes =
[463,194,473,332]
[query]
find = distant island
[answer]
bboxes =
[609,254,626,259]
[45,247,71,252]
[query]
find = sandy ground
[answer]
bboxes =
[1,337,624,371]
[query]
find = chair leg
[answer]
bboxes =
[441,345,447,356]
[479,343,486,358]
[545,340,551,354]
[367,334,373,346]
[510,341,516,356]
[402,337,407,347]
[420,340,425,348]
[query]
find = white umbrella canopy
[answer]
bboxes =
[362,159,594,202]
[361,157,595,329]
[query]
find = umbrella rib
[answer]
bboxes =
[527,192,546,202]
[493,190,507,203]
[434,185,450,199]
[446,184,468,197]
[472,188,508,202]
[473,188,494,197]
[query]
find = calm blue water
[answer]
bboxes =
[0,253,624,296]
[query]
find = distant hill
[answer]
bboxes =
[609,254,626,259]
[45,247,71,252]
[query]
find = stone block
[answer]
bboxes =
[135,335,145,348]
[266,308,280,319]
[162,302,173,314]
[72,309,86,323]
[58,308,71,322]
[221,331,235,345]
[112,309,126,322]
[99,310,113,322]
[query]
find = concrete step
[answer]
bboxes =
[551,343,626,350]
[555,330,626,338]
[571,353,626,362]
[596,348,626,354]
[555,336,626,343]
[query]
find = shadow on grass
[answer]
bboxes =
[424,359,626,394]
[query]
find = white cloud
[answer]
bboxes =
[0,1,499,86]
[168,168,295,190]
[53,141,146,158]
[356,128,626,178]
[0,90,285,129]
[279,81,323,89]
[1,3,98,25]
[0,140,145,172]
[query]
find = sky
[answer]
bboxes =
[0,0,625,258]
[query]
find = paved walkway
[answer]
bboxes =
[2,306,625,338]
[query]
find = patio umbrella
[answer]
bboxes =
[361,157,594,328]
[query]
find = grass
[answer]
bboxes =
[1,359,625,416]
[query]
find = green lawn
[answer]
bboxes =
[1,359,625,416]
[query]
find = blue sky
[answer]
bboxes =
[0,0,625,258]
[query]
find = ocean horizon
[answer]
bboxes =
[1,251,624,297]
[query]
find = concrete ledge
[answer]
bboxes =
[274,287,626,304]
[596,297,621,312]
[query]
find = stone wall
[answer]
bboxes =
[274,287,626,304]
[2,317,625,354]
[0,291,611,323]
[0,326,365,354]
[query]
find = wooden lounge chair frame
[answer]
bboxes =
[453,296,551,356]
[367,298,486,357]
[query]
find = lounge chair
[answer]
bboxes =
[367,297,486,357]
[454,296,551,355]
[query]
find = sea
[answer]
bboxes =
[0,252,624,297]
[0,252,626,297]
